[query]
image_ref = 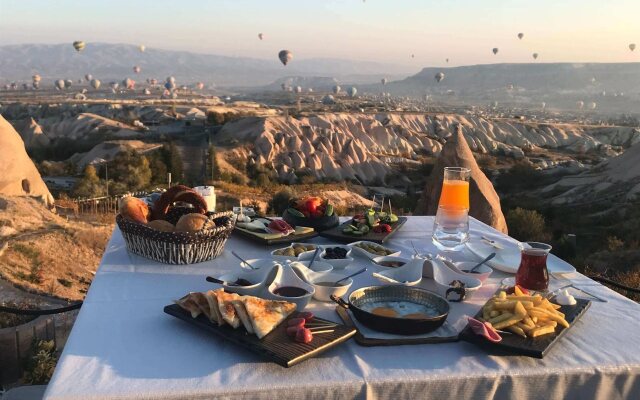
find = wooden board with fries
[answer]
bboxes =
[459,287,591,358]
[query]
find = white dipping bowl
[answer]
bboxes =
[372,256,411,268]
[319,246,354,270]
[291,260,333,273]
[311,273,353,302]
[454,261,493,283]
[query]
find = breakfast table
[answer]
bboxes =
[43,217,640,400]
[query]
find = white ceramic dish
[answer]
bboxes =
[423,258,482,300]
[310,273,353,302]
[270,243,319,262]
[372,257,423,286]
[263,263,315,311]
[216,264,280,296]
[289,260,333,273]
[319,246,354,270]
[454,261,493,283]
[237,258,281,271]
[466,240,576,274]
[349,241,401,260]
[371,255,411,268]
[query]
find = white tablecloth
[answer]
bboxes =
[44,217,640,400]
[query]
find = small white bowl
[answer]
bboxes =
[372,256,411,268]
[349,241,401,260]
[264,263,315,311]
[217,264,280,296]
[289,260,333,273]
[310,273,353,302]
[270,243,318,262]
[454,261,493,283]
[238,258,281,271]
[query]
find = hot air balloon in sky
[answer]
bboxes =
[333,85,341,94]
[541,102,546,110]
[90,79,101,89]
[435,72,445,82]
[84,74,92,82]
[196,82,204,90]
[123,78,135,89]
[139,45,145,52]
[630,43,636,51]
[133,66,141,74]
[73,41,85,52]
[532,53,539,60]
[492,48,499,55]
[32,74,41,83]
[258,33,264,40]
[347,87,357,97]
[518,33,524,40]
[576,100,584,110]
[589,102,597,110]
[295,86,302,93]
[64,79,73,88]
[278,50,293,65]
[381,78,388,85]
[55,79,65,90]
[446,58,449,63]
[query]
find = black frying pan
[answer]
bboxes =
[331,285,449,335]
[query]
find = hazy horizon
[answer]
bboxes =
[1,0,639,68]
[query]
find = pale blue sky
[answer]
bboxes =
[1,0,639,67]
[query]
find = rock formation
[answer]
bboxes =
[414,124,508,233]
[217,112,640,185]
[0,115,54,207]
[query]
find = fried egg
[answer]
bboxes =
[361,301,439,319]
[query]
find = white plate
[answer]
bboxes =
[348,241,401,260]
[466,240,576,274]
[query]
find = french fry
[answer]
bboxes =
[493,316,524,330]
[507,325,527,338]
[516,322,534,332]
[514,301,527,318]
[514,285,525,296]
[480,289,569,339]
[489,312,514,324]
[523,317,536,329]
[530,325,556,337]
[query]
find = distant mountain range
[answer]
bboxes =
[0,43,410,87]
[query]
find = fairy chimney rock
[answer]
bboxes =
[415,124,508,233]
[0,115,54,207]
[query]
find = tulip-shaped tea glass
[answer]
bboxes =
[432,167,471,251]
[515,242,552,291]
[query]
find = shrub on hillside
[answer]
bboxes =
[506,207,551,242]
[269,188,296,215]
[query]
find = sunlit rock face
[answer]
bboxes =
[219,113,640,184]
[0,115,54,207]
[415,124,508,233]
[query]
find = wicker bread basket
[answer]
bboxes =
[116,208,235,264]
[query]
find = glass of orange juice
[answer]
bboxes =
[439,167,470,209]
[432,167,471,251]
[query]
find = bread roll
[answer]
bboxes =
[146,219,175,232]
[175,213,211,232]
[119,196,150,224]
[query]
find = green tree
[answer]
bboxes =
[506,207,551,243]
[269,188,296,215]
[147,151,168,184]
[207,145,220,181]
[110,150,152,191]
[167,142,183,182]
[73,165,104,198]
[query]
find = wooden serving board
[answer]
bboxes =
[335,306,458,347]
[458,297,591,358]
[319,217,408,244]
[164,304,356,367]
[233,217,318,245]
